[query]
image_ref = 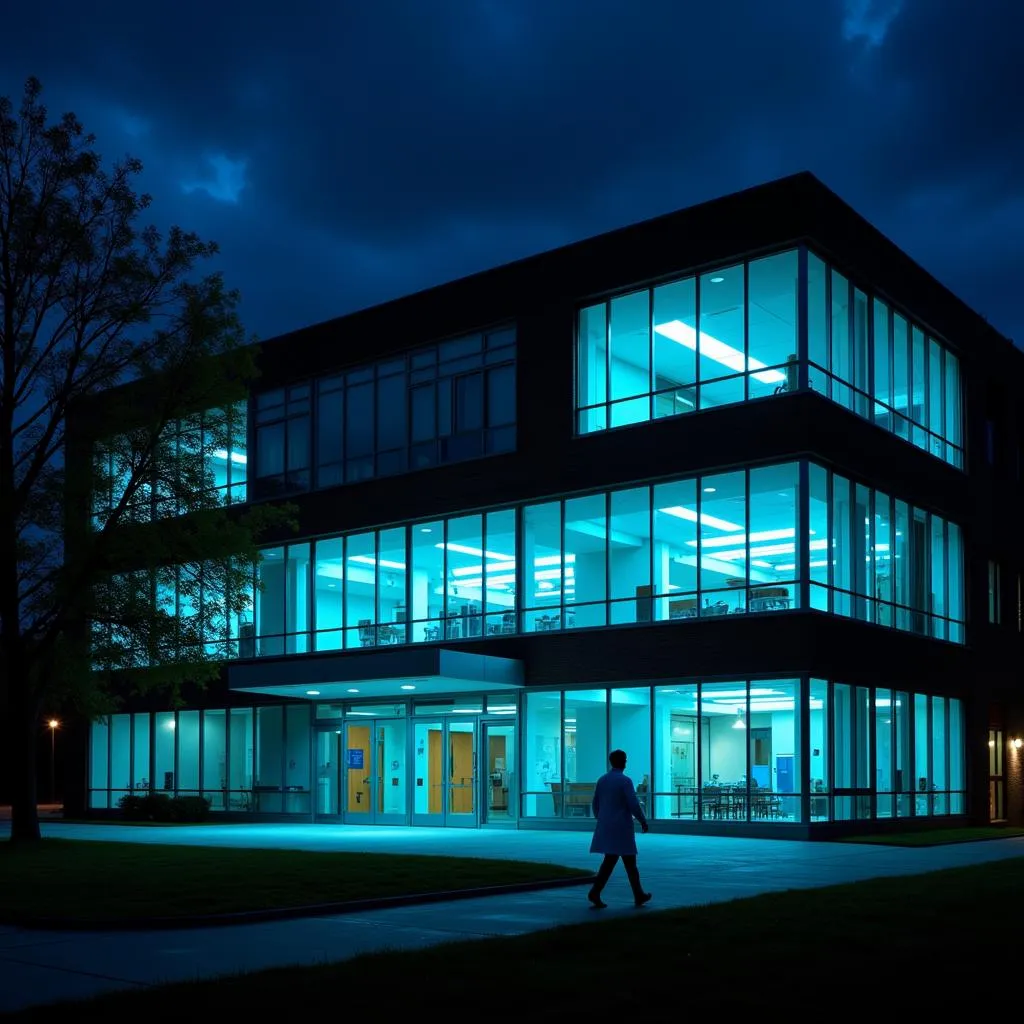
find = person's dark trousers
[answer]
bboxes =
[592,854,644,899]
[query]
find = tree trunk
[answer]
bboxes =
[7,693,41,844]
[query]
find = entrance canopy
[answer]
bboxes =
[227,647,524,701]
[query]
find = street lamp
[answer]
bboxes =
[48,719,59,805]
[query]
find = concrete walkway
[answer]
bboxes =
[2,822,1023,1013]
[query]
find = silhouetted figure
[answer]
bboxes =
[587,749,652,908]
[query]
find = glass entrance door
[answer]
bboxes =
[314,729,343,817]
[412,719,479,826]
[447,720,477,826]
[343,718,408,825]
[481,719,516,824]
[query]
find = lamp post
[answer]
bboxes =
[48,719,59,805]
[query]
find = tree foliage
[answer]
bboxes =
[0,77,288,840]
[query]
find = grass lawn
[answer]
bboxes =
[840,825,1024,846]
[0,840,587,925]
[17,855,1024,1018]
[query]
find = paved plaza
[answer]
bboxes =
[2,821,1022,1013]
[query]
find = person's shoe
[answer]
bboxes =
[587,889,607,909]
[634,892,653,907]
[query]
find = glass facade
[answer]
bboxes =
[93,402,248,525]
[90,681,964,824]
[808,465,965,642]
[577,250,799,432]
[807,251,963,467]
[90,705,311,812]
[98,457,967,667]
[520,680,964,824]
[253,326,516,497]
[576,247,963,470]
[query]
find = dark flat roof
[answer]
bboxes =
[255,170,1014,385]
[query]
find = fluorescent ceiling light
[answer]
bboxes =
[654,320,786,384]
[435,542,515,560]
[213,449,248,464]
[658,505,743,532]
[349,555,407,571]
[694,528,796,550]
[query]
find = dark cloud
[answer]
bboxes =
[1,0,1021,342]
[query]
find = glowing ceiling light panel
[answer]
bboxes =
[654,320,786,384]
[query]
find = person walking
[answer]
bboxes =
[587,749,652,908]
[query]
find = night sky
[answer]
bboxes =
[3,0,1021,346]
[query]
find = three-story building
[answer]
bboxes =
[69,171,1024,836]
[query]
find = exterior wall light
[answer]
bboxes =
[1013,738,1022,750]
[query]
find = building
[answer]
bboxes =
[68,171,1024,837]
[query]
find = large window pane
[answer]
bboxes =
[608,289,650,404]
[809,463,829,610]
[446,515,483,639]
[609,487,651,624]
[285,704,311,814]
[484,509,516,635]
[947,522,964,642]
[653,479,698,620]
[564,494,606,629]
[286,543,311,654]
[830,270,851,409]
[930,515,947,640]
[652,276,696,419]
[750,679,800,821]
[894,691,912,817]
[699,471,746,613]
[914,693,929,815]
[132,713,150,791]
[747,250,798,400]
[523,691,561,817]
[202,709,226,810]
[892,313,910,440]
[748,463,798,610]
[654,683,699,820]
[564,689,608,815]
[809,680,829,820]
[875,689,894,818]
[932,696,947,815]
[611,688,651,815]
[577,303,607,433]
[807,251,829,394]
[345,532,376,648]
[949,698,965,813]
[411,521,444,643]
[177,710,200,795]
[872,298,892,430]
[314,537,344,650]
[700,682,749,820]
[228,708,253,809]
[110,713,131,804]
[874,492,892,627]
[90,719,110,808]
[523,502,562,632]
[154,711,175,794]
[699,264,745,409]
[256,547,285,656]
[255,706,283,812]
[377,527,408,645]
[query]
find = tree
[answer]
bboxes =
[0,78,288,843]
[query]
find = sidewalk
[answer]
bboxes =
[2,822,1022,1014]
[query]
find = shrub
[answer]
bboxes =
[117,793,211,823]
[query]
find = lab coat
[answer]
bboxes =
[589,769,646,856]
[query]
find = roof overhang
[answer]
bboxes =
[227,647,524,701]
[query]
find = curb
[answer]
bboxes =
[2,873,597,933]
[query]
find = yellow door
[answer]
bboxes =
[346,724,371,814]
[428,729,442,814]
[449,729,474,814]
